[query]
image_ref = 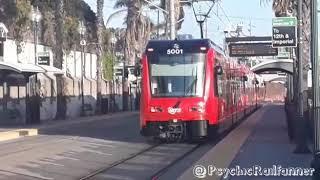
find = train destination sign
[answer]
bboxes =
[228,43,278,57]
[272,17,297,47]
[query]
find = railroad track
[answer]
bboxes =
[79,106,261,180]
[149,143,202,180]
[78,143,161,180]
[78,141,202,180]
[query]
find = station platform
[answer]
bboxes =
[178,104,313,180]
[0,111,139,142]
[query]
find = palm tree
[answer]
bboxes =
[112,0,191,64]
[54,0,67,120]
[160,0,191,37]
[114,0,153,66]
[96,0,104,114]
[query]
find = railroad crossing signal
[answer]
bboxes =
[272,17,297,48]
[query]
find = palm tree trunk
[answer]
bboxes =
[96,0,104,114]
[54,0,66,120]
[301,0,310,112]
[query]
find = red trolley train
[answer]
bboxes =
[140,39,262,141]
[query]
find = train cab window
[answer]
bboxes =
[149,53,206,97]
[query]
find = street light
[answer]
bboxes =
[114,49,127,111]
[122,53,127,111]
[30,6,42,123]
[111,34,117,112]
[191,0,215,38]
[30,6,42,66]
[78,21,86,116]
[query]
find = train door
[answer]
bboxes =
[214,58,224,122]
[230,68,236,122]
[225,63,232,122]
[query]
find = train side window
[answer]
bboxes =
[217,75,223,97]
[215,64,223,97]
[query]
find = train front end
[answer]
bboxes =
[140,40,218,141]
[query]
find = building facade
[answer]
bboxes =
[0,38,122,124]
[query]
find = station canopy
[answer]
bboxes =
[0,61,64,85]
[0,61,64,75]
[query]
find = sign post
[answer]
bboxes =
[272,17,297,47]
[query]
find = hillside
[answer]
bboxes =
[0,0,100,52]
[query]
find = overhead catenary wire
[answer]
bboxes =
[217,1,231,23]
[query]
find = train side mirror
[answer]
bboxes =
[215,65,223,75]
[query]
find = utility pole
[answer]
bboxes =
[294,0,310,154]
[169,0,175,40]
[311,0,320,178]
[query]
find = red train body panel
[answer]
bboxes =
[139,39,263,141]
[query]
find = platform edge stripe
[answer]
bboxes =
[13,129,38,136]
[178,107,266,180]
[0,131,20,141]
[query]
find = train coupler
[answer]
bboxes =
[158,121,186,142]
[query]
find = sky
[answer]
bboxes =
[84,0,274,47]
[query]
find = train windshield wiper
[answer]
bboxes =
[185,78,197,95]
[185,66,198,96]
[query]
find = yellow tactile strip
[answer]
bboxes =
[0,129,38,142]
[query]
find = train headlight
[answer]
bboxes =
[189,106,205,113]
[198,102,205,108]
[150,106,162,113]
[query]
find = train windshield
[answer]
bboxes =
[148,53,206,97]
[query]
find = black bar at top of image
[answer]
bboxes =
[225,36,272,43]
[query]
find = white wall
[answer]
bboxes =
[2,39,98,78]
[0,39,107,122]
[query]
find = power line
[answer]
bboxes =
[227,16,271,21]
[211,10,227,26]
[217,2,231,23]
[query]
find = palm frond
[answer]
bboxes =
[151,21,167,32]
[114,0,129,9]
[106,9,128,26]
[180,1,191,7]
[176,6,185,30]
[260,0,271,6]
[160,0,166,9]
